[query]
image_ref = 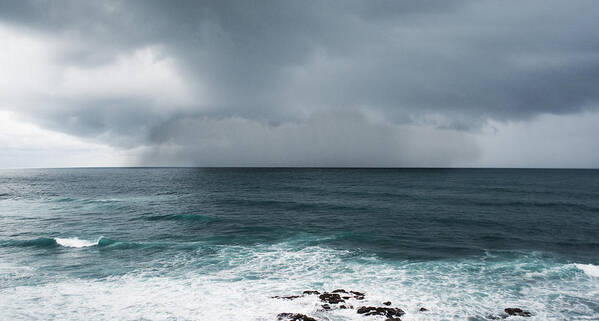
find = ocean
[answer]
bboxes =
[0,168,598,320]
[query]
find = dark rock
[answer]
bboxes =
[357,306,405,318]
[383,301,392,306]
[322,304,331,310]
[303,290,320,295]
[319,292,345,304]
[272,295,301,300]
[342,296,351,299]
[332,289,348,293]
[357,307,369,314]
[350,290,365,300]
[419,307,428,312]
[385,318,401,321]
[504,308,531,317]
[277,313,316,321]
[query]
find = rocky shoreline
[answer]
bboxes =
[273,289,532,321]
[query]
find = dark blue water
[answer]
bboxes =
[1,168,598,320]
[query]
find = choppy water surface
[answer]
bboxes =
[1,168,598,320]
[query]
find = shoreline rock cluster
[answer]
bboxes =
[274,289,532,321]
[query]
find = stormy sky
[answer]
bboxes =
[0,0,598,168]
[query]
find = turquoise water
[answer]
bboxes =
[1,168,598,320]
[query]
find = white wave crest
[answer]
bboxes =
[54,237,99,248]
[575,263,599,278]
[2,244,598,320]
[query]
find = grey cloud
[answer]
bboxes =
[26,97,163,148]
[140,112,480,167]
[1,0,598,166]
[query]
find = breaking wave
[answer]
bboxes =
[0,237,111,249]
[575,263,599,278]
[1,243,598,320]
[54,237,100,248]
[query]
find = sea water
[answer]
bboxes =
[0,168,598,320]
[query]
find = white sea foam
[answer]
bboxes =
[54,237,99,248]
[575,263,599,278]
[1,244,598,320]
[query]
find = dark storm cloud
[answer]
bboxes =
[1,0,598,165]
[140,112,480,167]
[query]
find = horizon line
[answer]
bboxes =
[1,166,598,170]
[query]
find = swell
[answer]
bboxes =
[0,237,206,251]
[458,199,599,212]
[53,197,77,203]
[213,197,377,212]
[1,237,114,249]
[141,213,216,222]
[49,197,123,205]
[0,237,60,248]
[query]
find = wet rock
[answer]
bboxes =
[342,296,351,299]
[272,295,301,300]
[332,289,348,293]
[357,306,405,318]
[383,301,392,306]
[419,307,428,312]
[504,308,531,317]
[322,304,331,310]
[319,292,345,304]
[385,318,401,321]
[350,290,365,300]
[277,313,317,321]
[303,290,320,295]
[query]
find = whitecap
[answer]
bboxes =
[54,237,100,248]
[575,263,599,278]
[2,243,598,320]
